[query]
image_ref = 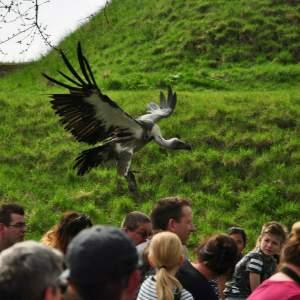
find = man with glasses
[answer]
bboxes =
[121,211,152,245]
[0,203,26,252]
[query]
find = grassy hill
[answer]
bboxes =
[1,0,300,248]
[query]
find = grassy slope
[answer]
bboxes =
[1,0,300,247]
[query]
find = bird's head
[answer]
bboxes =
[172,138,192,150]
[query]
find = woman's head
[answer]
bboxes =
[257,221,287,257]
[281,221,300,267]
[57,211,92,253]
[197,234,238,276]
[148,231,183,271]
[227,227,247,254]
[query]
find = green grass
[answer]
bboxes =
[1,0,300,249]
[1,88,300,249]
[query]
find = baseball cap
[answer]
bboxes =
[63,225,138,285]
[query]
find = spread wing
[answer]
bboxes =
[43,42,143,145]
[137,86,177,124]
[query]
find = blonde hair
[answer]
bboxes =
[149,232,183,300]
[290,221,300,240]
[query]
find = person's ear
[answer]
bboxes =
[43,286,60,300]
[64,283,79,300]
[148,255,156,268]
[167,218,177,232]
[0,223,6,234]
[179,254,184,266]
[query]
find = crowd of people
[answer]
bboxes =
[0,198,299,300]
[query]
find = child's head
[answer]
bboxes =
[148,231,183,300]
[227,227,247,254]
[149,231,183,271]
[121,211,152,245]
[257,221,287,257]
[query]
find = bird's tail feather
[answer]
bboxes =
[74,144,113,175]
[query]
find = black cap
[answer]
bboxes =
[64,225,138,285]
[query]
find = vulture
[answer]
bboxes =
[43,42,191,193]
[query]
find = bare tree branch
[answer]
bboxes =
[0,0,55,57]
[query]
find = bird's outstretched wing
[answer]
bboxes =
[43,42,143,145]
[137,87,177,124]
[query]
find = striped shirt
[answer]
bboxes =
[137,275,194,300]
[224,248,276,298]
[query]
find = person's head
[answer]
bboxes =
[148,232,183,300]
[42,211,92,254]
[65,225,139,300]
[121,211,152,245]
[0,241,63,300]
[196,234,238,278]
[0,203,25,250]
[290,221,300,240]
[257,221,287,257]
[227,226,247,254]
[281,222,300,267]
[150,196,195,244]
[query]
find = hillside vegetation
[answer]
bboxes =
[0,0,300,248]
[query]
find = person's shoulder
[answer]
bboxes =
[181,288,194,300]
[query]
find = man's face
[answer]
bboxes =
[171,206,195,244]
[2,213,26,247]
[125,222,152,245]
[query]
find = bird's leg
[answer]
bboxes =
[126,171,140,200]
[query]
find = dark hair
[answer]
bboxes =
[0,204,24,225]
[150,196,191,231]
[281,222,300,267]
[41,211,92,254]
[197,234,238,276]
[121,211,151,230]
[227,227,247,247]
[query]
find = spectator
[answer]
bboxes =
[137,231,193,300]
[177,234,238,300]
[150,196,195,245]
[137,196,195,280]
[215,227,247,300]
[224,221,287,300]
[64,225,140,300]
[121,211,152,245]
[248,220,300,300]
[0,203,26,252]
[227,227,247,260]
[0,240,63,300]
[41,211,92,254]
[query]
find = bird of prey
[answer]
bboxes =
[43,42,191,193]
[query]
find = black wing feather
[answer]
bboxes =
[59,49,86,87]
[44,42,144,145]
[77,42,93,87]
